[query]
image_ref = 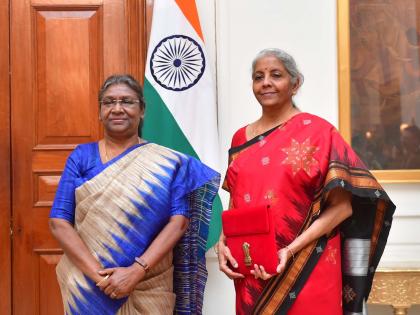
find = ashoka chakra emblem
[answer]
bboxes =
[150,35,205,91]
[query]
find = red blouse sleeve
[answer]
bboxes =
[223,126,247,192]
[230,126,247,148]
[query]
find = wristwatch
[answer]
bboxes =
[134,257,149,273]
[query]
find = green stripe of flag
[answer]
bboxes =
[142,79,222,249]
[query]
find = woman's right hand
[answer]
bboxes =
[276,247,293,275]
[217,238,244,279]
[96,264,145,299]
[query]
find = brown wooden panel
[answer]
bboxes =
[127,0,148,84]
[145,0,154,50]
[0,0,11,313]
[32,210,61,250]
[33,150,71,172]
[34,7,102,146]
[37,253,64,315]
[103,0,129,75]
[33,174,61,207]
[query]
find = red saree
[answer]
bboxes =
[223,113,395,315]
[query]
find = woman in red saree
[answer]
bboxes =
[217,48,395,315]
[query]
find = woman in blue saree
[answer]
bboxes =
[49,74,220,314]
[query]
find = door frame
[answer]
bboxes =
[0,0,11,313]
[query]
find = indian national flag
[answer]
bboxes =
[143,0,221,249]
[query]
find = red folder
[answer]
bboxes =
[222,205,278,275]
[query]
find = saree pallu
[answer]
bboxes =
[224,113,395,315]
[52,143,219,315]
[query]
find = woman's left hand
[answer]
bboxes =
[97,265,145,299]
[251,247,293,280]
[250,264,275,280]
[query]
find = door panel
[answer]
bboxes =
[11,1,146,313]
[34,7,102,147]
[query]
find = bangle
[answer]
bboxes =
[285,245,295,261]
[134,257,149,273]
[213,245,219,255]
[96,274,109,287]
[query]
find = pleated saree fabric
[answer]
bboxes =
[223,113,395,315]
[50,142,219,314]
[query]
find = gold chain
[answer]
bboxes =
[250,109,300,138]
[103,138,141,163]
[104,141,110,163]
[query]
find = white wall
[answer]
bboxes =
[380,183,420,268]
[196,1,420,314]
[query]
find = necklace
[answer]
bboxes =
[249,110,300,139]
[249,122,282,139]
[104,142,110,163]
[103,137,141,163]
[248,119,288,140]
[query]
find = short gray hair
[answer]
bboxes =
[252,48,304,88]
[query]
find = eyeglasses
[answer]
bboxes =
[100,98,140,109]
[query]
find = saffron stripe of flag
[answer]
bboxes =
[143,0,222,249]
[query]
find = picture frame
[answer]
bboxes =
[337,0,420,183]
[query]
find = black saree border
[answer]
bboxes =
[325,162,394,311]
[252,193,324,315]
[228,124,281,156]
[253,236,327,315]
[222,124,281,192]
[252,161,395,314]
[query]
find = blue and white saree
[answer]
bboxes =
[50,142,220,314]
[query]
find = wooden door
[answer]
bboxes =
[10,1,147,313]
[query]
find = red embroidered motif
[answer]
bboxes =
[281,138,319,176]
[325,246,338,265]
